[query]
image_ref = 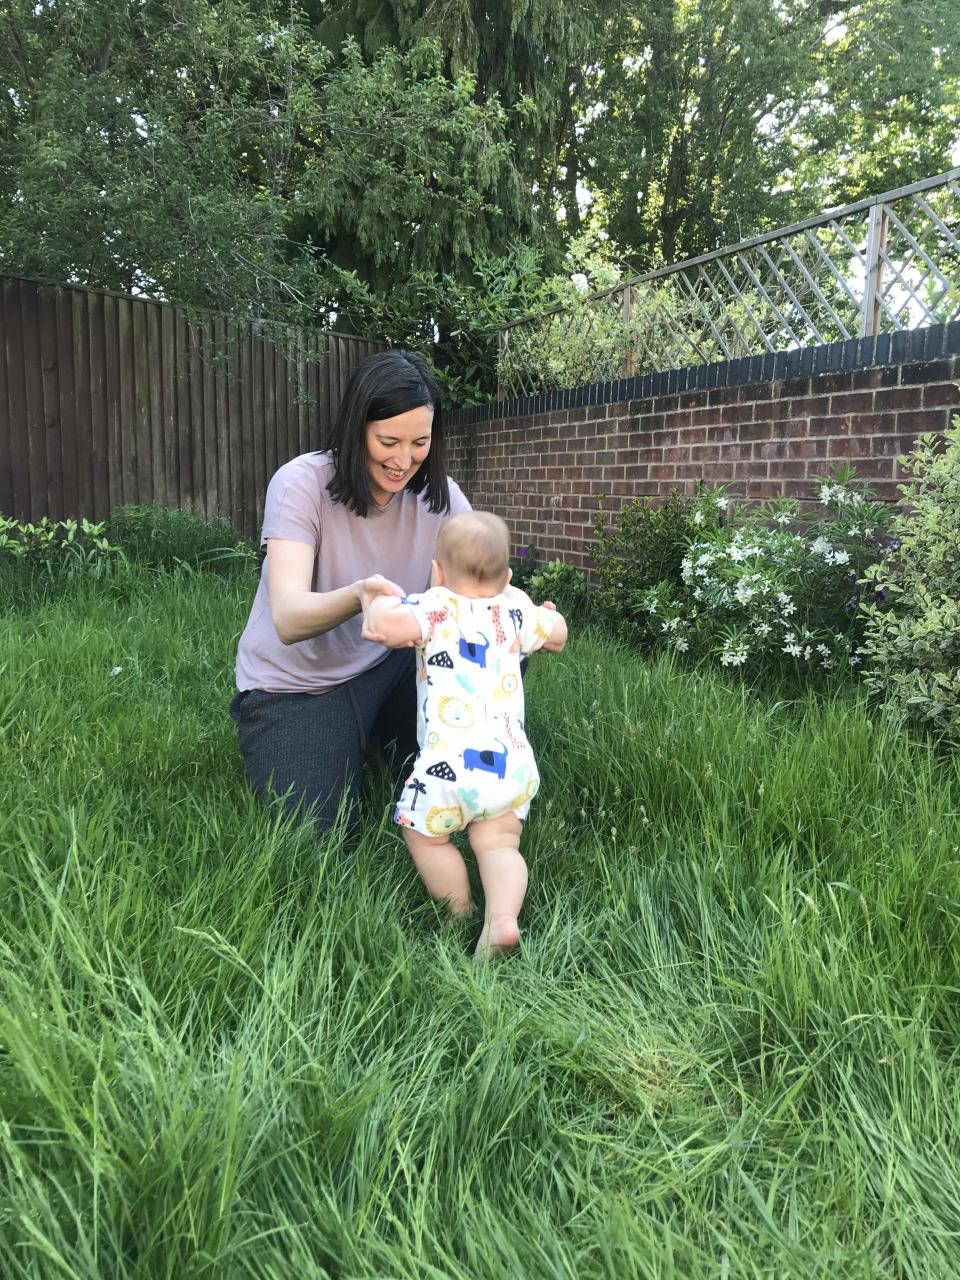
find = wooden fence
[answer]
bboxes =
[0,277,387,538]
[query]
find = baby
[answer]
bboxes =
[362,511,568,958]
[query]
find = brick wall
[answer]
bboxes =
[446,348,960,572]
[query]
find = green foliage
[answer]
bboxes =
[0,515,123,579]
[107,505,258,573]
[589,490,699,643]
[858,426,960,743]
[525,559,591,622]
[638,474,892,679]
[508,542,539,591]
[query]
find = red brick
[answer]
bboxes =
[826,436,865,458]
[690,444,721,461]
[850,365,899,390]
[767,460,807,478]
[896,408,953,433]
[758,441,789,459]
[678,426,708,444]
[734,461,769,478]
[790,396,831,417]
[788,437,829,459]
[708,386,741,406]
[664,409,693,429]
[923,383,960,408]
[809,415,849,435]
[678,389,709,408]
[624,464,649,479]
[649,463,677,479]
[664,446,691,462]
[830,391,875,414]
[900,359,956,384]
[719,402,756,424]
[737,381,770,402]
[813,371,853,394]
[652,430,679,447]
[739,420,774,440]
[878,386,922,410]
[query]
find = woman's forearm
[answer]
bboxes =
[272,582,361,644]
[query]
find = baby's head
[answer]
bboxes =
[433,512,511,597]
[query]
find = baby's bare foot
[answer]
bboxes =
[473,915,520,961]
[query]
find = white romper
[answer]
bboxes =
[394,586,556,837]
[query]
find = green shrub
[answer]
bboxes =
[526,559,591,621]
[858,426,960,742]
[508,543,539,592]
[107,505,258,574]
[0,515,123,579]
[589,490,698,644]
[638,472,890,678]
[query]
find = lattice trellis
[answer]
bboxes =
[498,168,960,399]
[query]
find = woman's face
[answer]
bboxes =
[365,404,434,506]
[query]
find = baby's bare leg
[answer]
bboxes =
[467,812,527,959]
[402,828,474,917]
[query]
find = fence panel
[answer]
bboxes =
[499,166,960,398]
[0,278,388,538]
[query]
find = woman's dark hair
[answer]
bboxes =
[326,349,450,517]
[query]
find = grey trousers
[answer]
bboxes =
[229,648,419,831]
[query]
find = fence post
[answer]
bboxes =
[622,284,636,378]
[860,202,889,338]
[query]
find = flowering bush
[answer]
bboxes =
[858,426,960,743]
[637,469,891,677]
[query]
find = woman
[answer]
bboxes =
[230,349,471,829]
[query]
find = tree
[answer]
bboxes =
[572,0,960,270]
[0,0,522,325]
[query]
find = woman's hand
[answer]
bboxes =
[357,575,406,643]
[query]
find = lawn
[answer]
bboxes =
[1,564,959,1278]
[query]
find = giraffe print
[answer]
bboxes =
[499,711,524,751]
[490,604,506,645]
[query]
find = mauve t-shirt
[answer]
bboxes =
[235,451,472,693]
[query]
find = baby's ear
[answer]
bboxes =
[507,567,513,583]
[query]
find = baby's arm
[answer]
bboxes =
[363,595,424,648]
[503,583,568,653]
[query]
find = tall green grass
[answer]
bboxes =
[1,564,959,1278]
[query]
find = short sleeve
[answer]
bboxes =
[446,478,472,516]
[260,462,321,551]
[399,587,452,648]
[516,592,556,657]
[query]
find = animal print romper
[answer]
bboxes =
[393,586,555,837]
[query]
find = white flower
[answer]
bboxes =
[775,512,791,526]
[729,545,746,562]
[674,637,689,652]
[819,484,833,504]
[754,622,772,637]
[816,644,831,657]
[734,582,755,604]
[783,630,796,644]
[804,646,813,659]
[849,654,861,666]
[716,496,729,510]
[693,510,705,526]
[784,642,803,657]
[811,536,833,558]
[110,666,123,677]
[720,648,748,666]
[848,526,859,537]
[692,587,703,599]
[864,527,874,538]
[781,599,797,617]
[830,549,850,566]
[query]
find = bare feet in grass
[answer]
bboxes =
[473,914,521,962]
